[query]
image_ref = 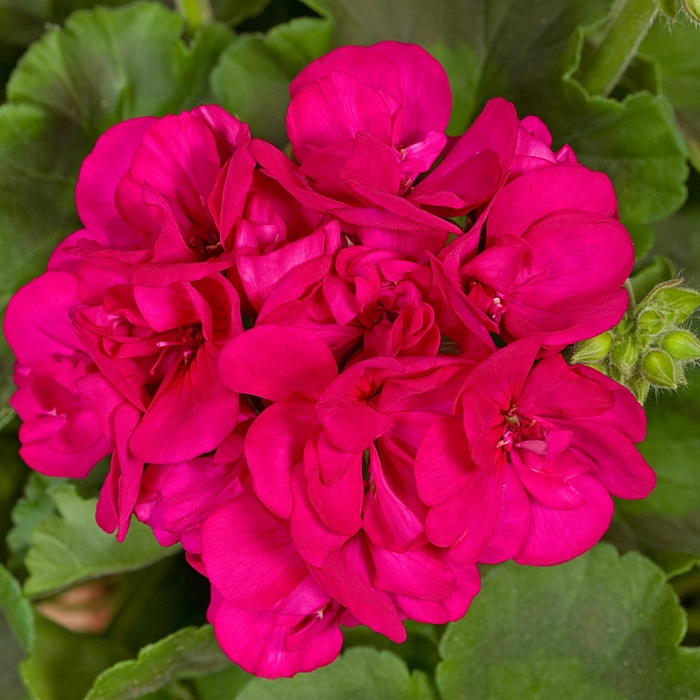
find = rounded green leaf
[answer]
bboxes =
[238,647,436,700]
[23,484,180,599]
[437,544,700,700]
[84,625,235,700]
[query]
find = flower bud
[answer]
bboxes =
[628,376,650,405]
[642,350,677,388]
[571,332,612,364]
[662,330,700,361]
[645,285,700,324]
[611,337,638,377]
[684,0,700,22]
[637,309,664,336]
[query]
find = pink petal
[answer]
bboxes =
[202,491,308,611]
[372,41,452,143]
[208,587,343,678]
[219,324,337,402]
[287,72,393,163]
[371,544,455,601]
[304,435,363,537]
[515,473,613,565]
[290,45,400,100]
[415,418,473,506]
[363,444,424,551]
[479,463,531,564]
[246,400,319,519]
[76,116,157,244]
[290,462,349,568]
[393,560,480,624]
[487,164,618,240]
[129,350,239,463]
[519,354,613,419]
[4,272,83,366]
[309,535,406,643]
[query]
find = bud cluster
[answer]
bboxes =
[572,279,700,403]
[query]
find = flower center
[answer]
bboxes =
[496,403,541,452]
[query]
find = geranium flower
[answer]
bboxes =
[415,338,655,565]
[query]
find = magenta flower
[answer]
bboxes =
[4,271,110,476]
[2,37,658,681]
[218,325,480,640]
[430,162,632,350]
[416,338,655,566]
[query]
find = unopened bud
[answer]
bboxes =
[684,0,700,22]
[642,350,677,388]
[571,332,612,364]
[656,0,681,17]
[628,376,650,405]
[611,338,638,376]
[637,310,664,336]
[662,330,700,361]
[646,285,700,324]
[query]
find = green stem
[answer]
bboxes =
[579,0,658,97]
[174,0,213,30]
[625,278,637,312]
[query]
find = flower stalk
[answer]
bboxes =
[579,0,658,97]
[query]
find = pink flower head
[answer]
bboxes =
[72,272,242,465]
[287,42,451,183]
[253,42,460,252]
[416,338,655,566]
[431,163,632,350]
[62,105,254,269]
[218,325,480,640]
[4,271,110,476]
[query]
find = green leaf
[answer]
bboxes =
[210,0,271,27]
[342,621,442,676]
[0,564,34,653]
[427,40,480,137]
[210,14,332,146]
[237,647,435,700]
[7,473,65,572]
[640,17,700,171]
[190,664,252,700]
[560,61,689,226]
[0,564,34,700]
[7,3,233,140]
[23,484,179,598]
[84,625,233,700]
[608,368,700,576]
[652,202,700,288]
[437,543,700,700]
[20,614,127,700]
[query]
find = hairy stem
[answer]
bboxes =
[579,0,658,97]
[174,0,213,29]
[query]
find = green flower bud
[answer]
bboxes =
[637,309,664,336]
[656,0,681,15]
[628,376,650,405]
[644,283,700,324]
[571,332,612,364]
[611,338,638,377]
[684,0,700,22]
[642,350,677,388]
[662,330,700,361]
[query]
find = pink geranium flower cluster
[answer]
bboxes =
[4,42,655,677]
